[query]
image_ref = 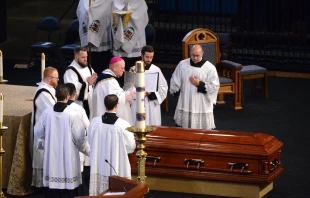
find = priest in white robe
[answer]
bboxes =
[88,94,136,196]
[64,46,97,117]
[170,45,220,129]
[90,56,135,124]
[130,45,168,125]
[30,67,58,188]
[34,85,90,198]
[66,82,90,196]
[65,83,90,172]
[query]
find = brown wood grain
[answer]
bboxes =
[130,126,283,184]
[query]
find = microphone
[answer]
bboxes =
[105,159,127,192]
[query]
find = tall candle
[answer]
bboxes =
[41,53,45,80]
[0,93,3,123]
[135,61,145,130]
[0,50,3,80]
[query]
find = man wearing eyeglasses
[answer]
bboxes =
[170,45,220,130]
[30,67,58,188]
[91,56,135,125]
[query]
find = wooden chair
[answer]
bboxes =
[182,28,243,110]
[216,32,232,61]
[241,65,268,101]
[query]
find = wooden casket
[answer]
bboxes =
[129,126,283,198]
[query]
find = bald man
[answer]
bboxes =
[90,56,135,124]
[170,45,220,130]
[30,67,59,188]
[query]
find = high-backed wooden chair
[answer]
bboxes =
[216,32,232,61]
[182,28,243,110]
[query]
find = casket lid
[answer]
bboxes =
[144,126,282,158]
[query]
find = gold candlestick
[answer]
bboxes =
[0,123,7,198]
[126,61,156,185]
[126,126,156,184]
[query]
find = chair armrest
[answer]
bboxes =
[218,60,243,70]
[217,60,243,82]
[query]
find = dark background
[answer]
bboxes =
[1,0,309,197]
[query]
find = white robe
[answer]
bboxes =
[91,69,133,124]
[30,82,56,187]
[77,0,113,52]
[88,116,135,196]
[68,101,90,171]
[112,0,148,57]
[170,59,220,129]
[34,106,90,190]
[131,64,168,126]
[64,60,95,112]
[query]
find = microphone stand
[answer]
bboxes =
[105,159,127,193]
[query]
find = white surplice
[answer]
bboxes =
[130,64,168,125]
[30,82,56,187]
[112,0,148,57]
[34,106,90,190]
[77,0,113,52]
[64,60,95,111]
[88,116,135,196]
[170,59,220,129]
[68,101,90,172]
[90,69,133,124]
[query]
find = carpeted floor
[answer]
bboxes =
[1,60,309,198]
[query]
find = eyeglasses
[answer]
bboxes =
[117,65,125,70]
[49,76,59,80]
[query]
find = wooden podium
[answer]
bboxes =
[75,176,148,198]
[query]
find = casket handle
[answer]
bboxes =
[270,158,279,173]
[228,162,250,173]
[146,156,161,166]
[184,159,204,170]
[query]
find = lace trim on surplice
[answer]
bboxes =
[89,173,109,196]
[169,80,180,94]
[175,109,215,130]
[44,174,81,183]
